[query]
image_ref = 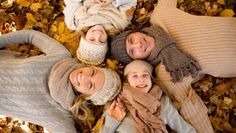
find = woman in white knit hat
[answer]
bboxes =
[110,0,236,133]
[63,0,137,65]
[0,30,122,133]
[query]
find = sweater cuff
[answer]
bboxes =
[104,115,121,131]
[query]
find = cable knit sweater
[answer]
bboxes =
[0,30,77,133]
[149,0,236,133]
[63,0,136,31]
[150,0,236,77]
[101,95,196,133]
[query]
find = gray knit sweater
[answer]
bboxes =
[0,30,77,133]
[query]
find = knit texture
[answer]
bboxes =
[120,84,168,133]
[63,0,137,32]
[150,0,236,132]
[0,30,77,133]
[124,60,153,76]
[88,67,122,105]
[101,90,196,133]
[141,25,201,82]
[110,30,133,64]
[48,58,84,110]
[77,37,108,65]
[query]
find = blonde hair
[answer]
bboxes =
[71,94,94,129]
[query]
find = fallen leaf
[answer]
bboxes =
[220,9,235,17]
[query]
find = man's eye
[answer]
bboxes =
[132,75,138,78]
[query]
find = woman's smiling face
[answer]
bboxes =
[69,67,105,95]
[125,32,155,59]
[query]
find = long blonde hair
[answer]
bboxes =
[71,94,94,128]
[71,94,104,132]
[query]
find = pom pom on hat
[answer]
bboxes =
[77,37,108,65]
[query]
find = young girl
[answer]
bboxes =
[64,0,137,65]
[110,0,236,132]
[101,60,196,133]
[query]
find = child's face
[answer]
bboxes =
[85,25,108,45]
[127,69,152,93]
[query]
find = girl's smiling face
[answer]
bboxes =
[85,25,108,45]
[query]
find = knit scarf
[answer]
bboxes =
[74,3,129,32]
[119,84,168,133]
[143,25,201,82]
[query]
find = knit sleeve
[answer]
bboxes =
[112,0,137,20]
[157,0,177,8]
[0,30,71,57]
[100,115,121,133]
[160,96,197,133]
[63,0,83,30]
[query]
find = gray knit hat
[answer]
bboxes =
[48,58,84,110]
[88,67,122,105]
[77,37,108,65]
[110,30,133,64]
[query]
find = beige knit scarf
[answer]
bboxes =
[74,3,129,32]
[142,25,201,82]
[119,84,168,133]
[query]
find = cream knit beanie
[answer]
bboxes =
[124,60,153,76]
[88,67,121,105]
[77,37,108,65]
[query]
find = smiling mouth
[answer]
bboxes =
[136,84,147,88]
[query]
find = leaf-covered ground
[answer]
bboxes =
[0,0,236,132]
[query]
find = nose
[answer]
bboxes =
[137,77,144,83]
[93,32,103,41]
[80,73,90,84]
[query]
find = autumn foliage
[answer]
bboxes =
[0,0,236,132]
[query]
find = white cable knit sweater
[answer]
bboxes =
[0,30,77,133]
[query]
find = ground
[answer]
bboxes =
[0,0,236,132]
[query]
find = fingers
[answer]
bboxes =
[109,100,117,110]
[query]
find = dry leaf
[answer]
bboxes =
[217,0,225,5]
[106,59,118,70]
[16,0,32,7]
[220,9,235,17]
[30,3,43,12]
[91,116,104,132]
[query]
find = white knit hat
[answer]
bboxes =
[124,60,153,76]
[88,67,121,105]
[77,37,108,65]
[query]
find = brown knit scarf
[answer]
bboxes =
[119,83,168,133]
[142,25,201,82]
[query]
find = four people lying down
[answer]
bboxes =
[1,0,236,132]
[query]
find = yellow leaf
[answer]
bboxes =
[58,22,65,35]
[50,25,57,33]
[224,97,232,105]
[217,0,225,5]
[26,13,37,23]
[106,59,118,70]
[91,116,104,132]
[220,9,235,17]
[30,3,42,12]
[16,0,32,7]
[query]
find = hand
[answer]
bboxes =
[107,98,126,121]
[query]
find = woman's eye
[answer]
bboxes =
[91,69,95,76]
[89,38,95,41]
[132,75,138,78]
[143,74,149,78]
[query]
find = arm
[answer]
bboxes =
[112,0,137,18]
[0,30,70,57]
[160,96,197,133]
[157,0,177,8]
[100,115,121,133]
[100,98,126,133]
[63,0,83,30]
